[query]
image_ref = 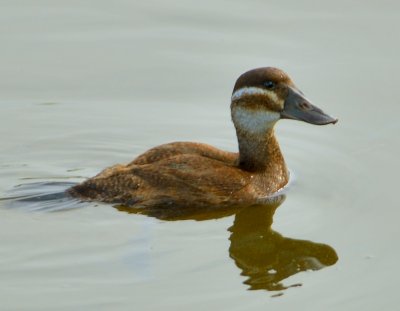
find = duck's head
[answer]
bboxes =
[231,67,337,134]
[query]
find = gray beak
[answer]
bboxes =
[281,87,338,125]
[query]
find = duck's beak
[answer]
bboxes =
[281,87,338,125]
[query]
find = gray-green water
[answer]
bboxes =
[1,1,399,310]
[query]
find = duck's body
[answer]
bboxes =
[68,67,336,209]
[69,139,286,208]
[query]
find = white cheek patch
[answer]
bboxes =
[232,106,280,134]
[231,87,282,106]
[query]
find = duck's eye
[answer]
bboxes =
[263,81,276,89]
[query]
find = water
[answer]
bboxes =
[1,1,400,310]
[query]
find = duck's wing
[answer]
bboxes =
[69,154,251,207]
[131,153,249,197]
[129,141,237,166]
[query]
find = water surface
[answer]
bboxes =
[1,1,400,310]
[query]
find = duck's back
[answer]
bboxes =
[68,142,254,208]
[129,142,237,165]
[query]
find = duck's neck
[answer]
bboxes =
[236,127,286,174]
[231,105,289,192]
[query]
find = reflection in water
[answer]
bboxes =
[228,198,338,291]
[2,183,338,293]
[117,194,338,293]
[115,201,244,221]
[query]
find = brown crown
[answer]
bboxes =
[232,67,293,93]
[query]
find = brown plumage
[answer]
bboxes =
[68,67,337,210]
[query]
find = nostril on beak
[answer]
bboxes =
[299,102,311,110]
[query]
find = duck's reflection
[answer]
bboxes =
[115,195,338,292]
[228,196,338,291]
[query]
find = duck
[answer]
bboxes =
[68,67,337,210]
